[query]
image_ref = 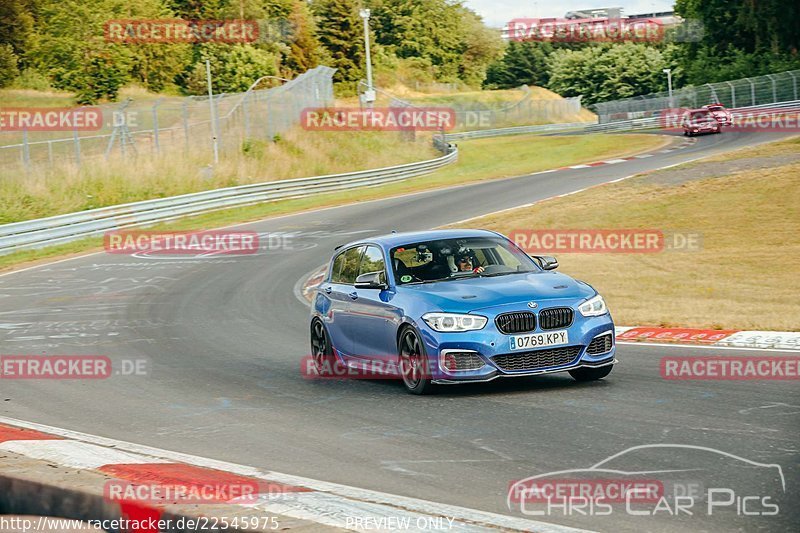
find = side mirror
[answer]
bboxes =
[532,255,559,270]
[354,271,387,289]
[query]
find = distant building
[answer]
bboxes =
[565,7,623,19]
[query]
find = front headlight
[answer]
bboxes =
[578,295,608,317]
[422,313,487,332]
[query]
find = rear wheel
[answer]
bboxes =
[569,365,613,382]
[310,319,336,374]
[398,327,434,395]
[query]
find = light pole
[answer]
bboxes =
[359,9,376,107]
[206,59,219,165]
[662,68,673,108]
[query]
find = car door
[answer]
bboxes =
[350,245,401,364]
[324,245,364,357]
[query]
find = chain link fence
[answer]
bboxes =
[384,85,584,131]
[0,66,336,172]
[592,69,800,122]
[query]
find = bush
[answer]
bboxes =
[12,68,52,90]
[183,45,278,94]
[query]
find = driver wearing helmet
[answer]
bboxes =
[456,252,484,274]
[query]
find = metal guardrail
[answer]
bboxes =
[0,147,457,255]
[445,100,800,140]
[444,122,592,141]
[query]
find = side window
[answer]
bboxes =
[330,252,347,282]
[358,246,386,282]
[333,246,364,284]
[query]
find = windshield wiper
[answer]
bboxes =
[482,271,528,277]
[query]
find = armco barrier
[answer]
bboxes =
[0,147,457,255]
[444,99,800,141]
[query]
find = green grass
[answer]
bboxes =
[0,133,668,271]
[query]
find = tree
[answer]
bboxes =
[674,0,800,84]
[484,41,554,89]
[547,44,667,105]
[0,0,34,60]
[284,0,322,75]
[312,0,364,84]
[0,45,19,87]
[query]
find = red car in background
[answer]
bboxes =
[682,109,722,136]
[703,103,732,126]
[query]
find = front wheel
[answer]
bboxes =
[398,327,434,395]
[569,365,613,382]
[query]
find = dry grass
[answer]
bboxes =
[0,129,437,223]
[452,139,800,331]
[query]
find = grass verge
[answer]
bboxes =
[450,137,800,331]
[0,133,668,271]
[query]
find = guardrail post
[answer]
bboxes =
[789,71,798,101]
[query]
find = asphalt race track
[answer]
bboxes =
[1,130,797,532]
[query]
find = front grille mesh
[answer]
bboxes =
[442,352,485,371]
[586,334,613,355]
[495,311,536,334]
[493,345,582,372]
[539,307,574,330]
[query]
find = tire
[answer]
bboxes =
[569,364,613,382]
[310,319,338,375]
[398,327,435,395]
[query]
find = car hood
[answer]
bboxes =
[399,271,595,314]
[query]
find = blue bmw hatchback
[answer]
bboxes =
[310,229,616,394]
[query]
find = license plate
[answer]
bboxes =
[510,330,569,350]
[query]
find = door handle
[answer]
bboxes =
[324,287,332,294]
[349,291,358,300]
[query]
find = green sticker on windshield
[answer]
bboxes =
[401,275,412,283]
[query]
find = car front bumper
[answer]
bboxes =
[416,312,617,384]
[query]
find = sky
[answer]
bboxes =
[464,0,676,28]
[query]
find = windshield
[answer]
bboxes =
[390,236,538,285]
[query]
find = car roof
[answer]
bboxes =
[335,228,502,251]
